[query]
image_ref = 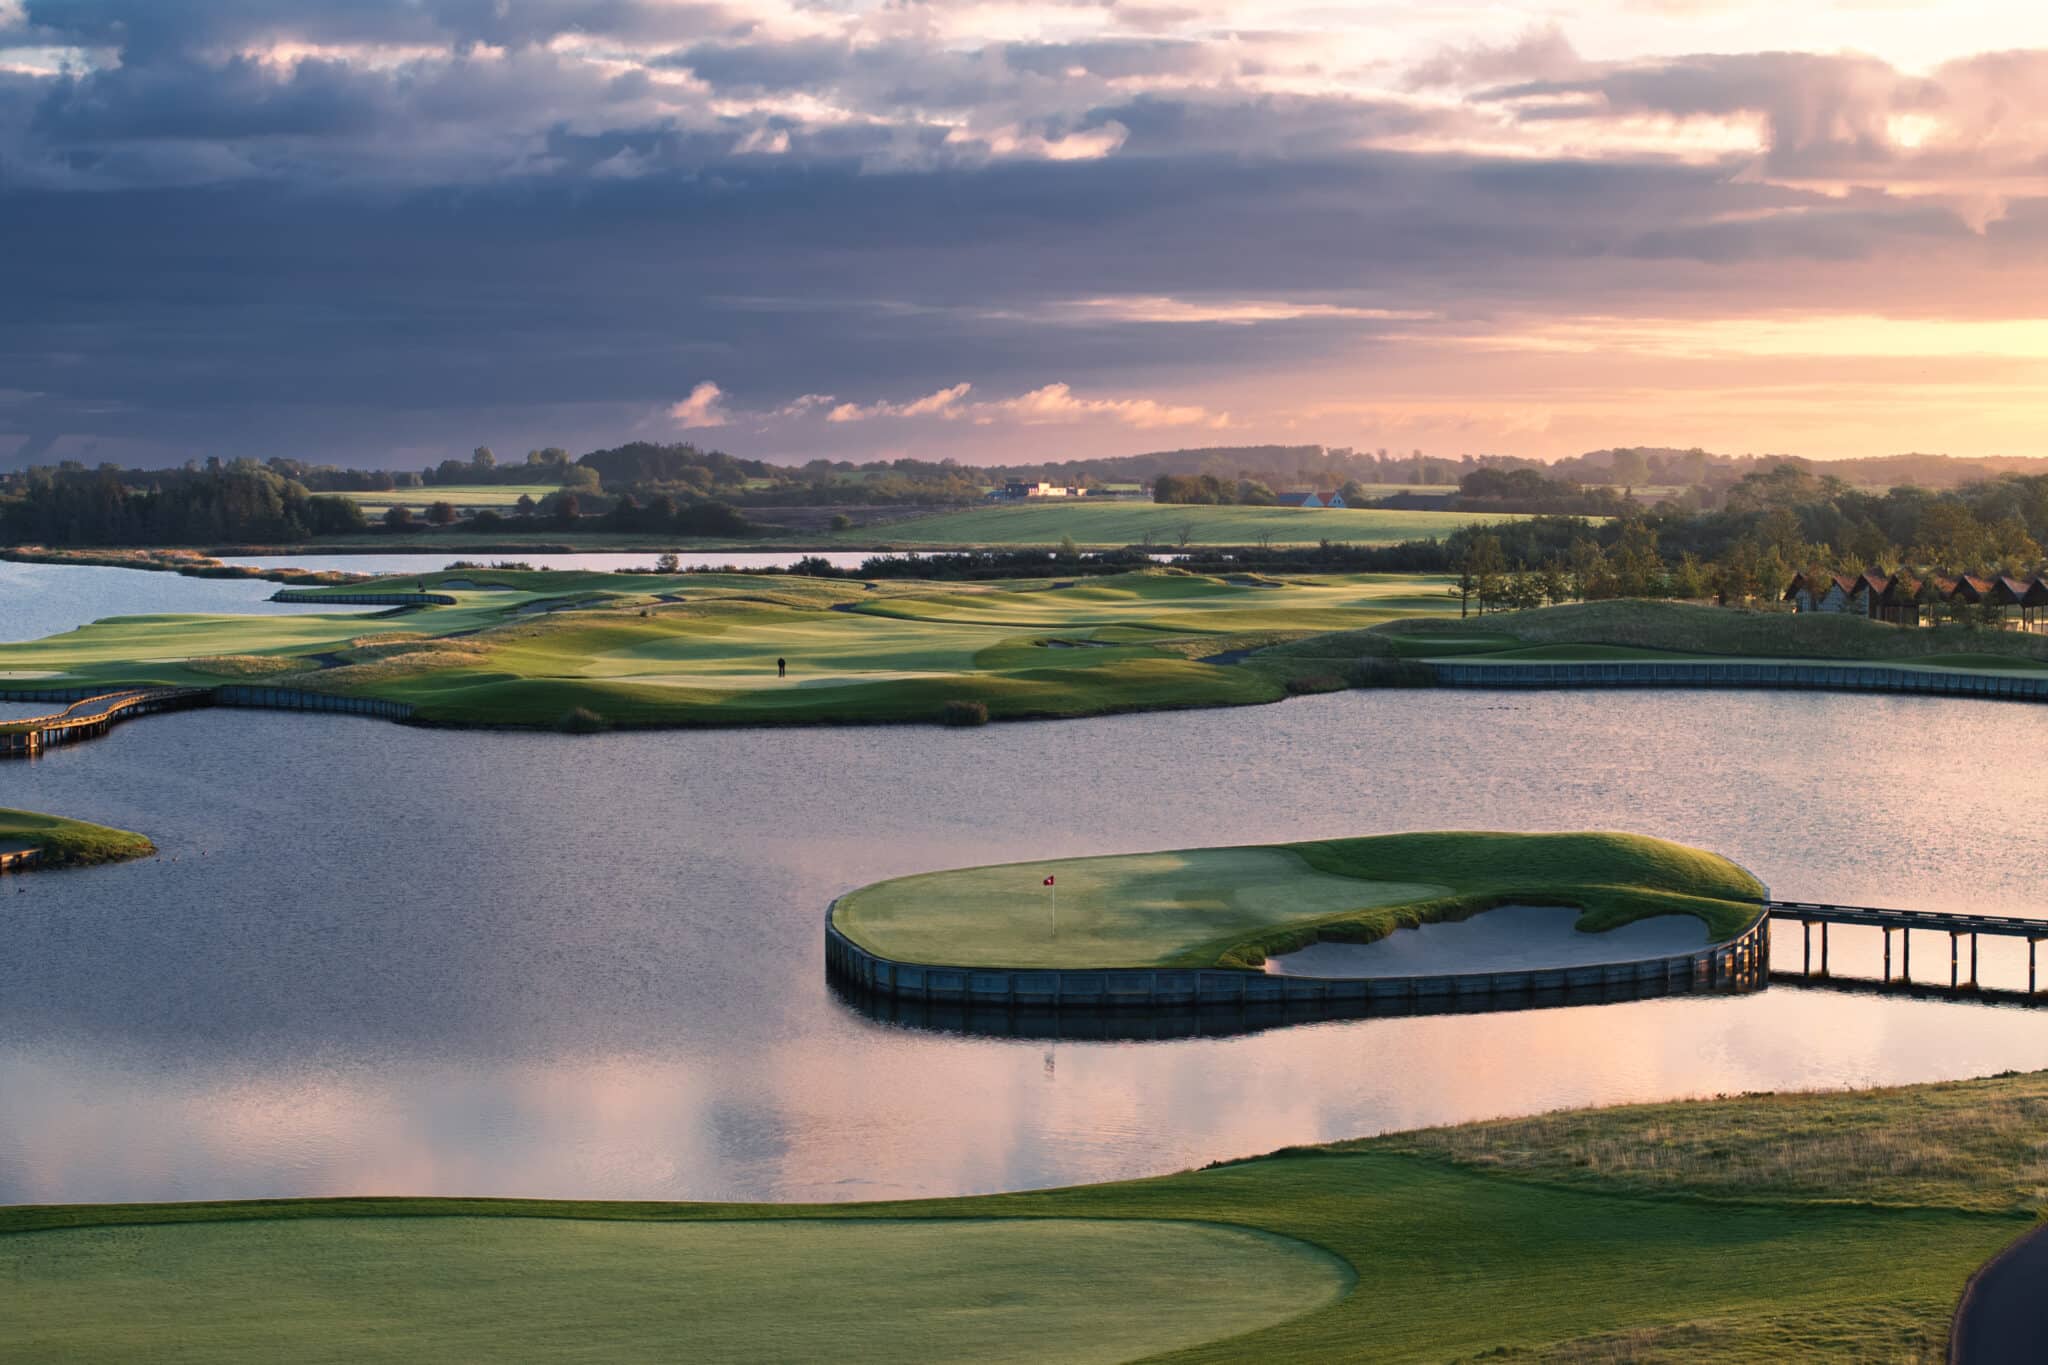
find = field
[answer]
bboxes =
[0,807,155,866]
[11,575,2045,735]
[832,831,1766,970]
[344,484,563,514]
[0,568,1456,727]
[1354,599,2048,669]
[845,501,1529,548]
[9,1069,2039,1362]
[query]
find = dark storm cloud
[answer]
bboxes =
[4,5,2048,465]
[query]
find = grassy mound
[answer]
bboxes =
[12,1068,2045,1361]
[833,830,1765,970]
[0,808,154,867]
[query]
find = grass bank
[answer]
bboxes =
[1359,599,2048,668]
[0,807,154,866]
[0,568,1451,728]
[9,1069,2041,1362]
[832,831,1766,970]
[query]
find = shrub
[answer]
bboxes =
[1283,672,1346,695]
[1350,658,1437,688]
[939,699,989,727]
[555,706,609,733]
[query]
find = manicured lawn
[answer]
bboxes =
[3,1217,1345,1364]
[843,502,1531,548]
[0,807,154,866]
[12,1067,2045,1361]
[832,831,1765,969]
[0,568,1453,726]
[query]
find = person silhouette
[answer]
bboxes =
[777,657,787,678]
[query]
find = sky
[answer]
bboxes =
[4,1,2048,470]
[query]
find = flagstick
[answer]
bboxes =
[1051,881,1057,939]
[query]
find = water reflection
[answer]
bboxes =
[0,561,376,643]
[5,686,2048,1204]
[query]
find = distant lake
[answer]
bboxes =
[7,620,2048,1205]
[0,561,378,644]
[219,551,876,575]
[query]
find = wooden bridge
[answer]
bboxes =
[0,687,211,757]
[1768,901,2048,993]
[1,684,414,758]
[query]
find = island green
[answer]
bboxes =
[832,831,1767,970]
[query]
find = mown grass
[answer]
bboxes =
[841,501,1532,548]
[2,1216,1345,1364]
[12,1068,2046,1362]
[0,567,1449,727]
[833,831,1765,970]
[0,807,154,866]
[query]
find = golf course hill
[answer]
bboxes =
[0,807,155,869]
[831,831,1767,972]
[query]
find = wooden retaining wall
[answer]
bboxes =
[0,846,43,872]
[1429,659,2048,701]
[269,590,457,606]
[825,903,1770,1014]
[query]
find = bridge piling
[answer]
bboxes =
[1902,928,1911,982]
[1952,932,1960,989]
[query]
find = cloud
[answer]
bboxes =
[826,382,972,422]
[981,382,1229,429]
[668,381,727,428]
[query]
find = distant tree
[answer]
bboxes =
[655,551,681,573]
[383,504,414,529]
[830,512,853,532]
[552,492,580,528]
[473,446,495,469]
[515,493,537,519]
[426,500,457,526]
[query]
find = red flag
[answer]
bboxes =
[1043,876,1055,886]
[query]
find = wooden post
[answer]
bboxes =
[1884,927,1892,981]
[2032,939,2038,994]
[1951,932,1959,988]
[1971,933,1979,988]
[1804,921,1812,975]
[1821,921,1829,975]
[1902,929,1910,982]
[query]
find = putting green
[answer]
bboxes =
[839,847,1446,969]
[5,1216,1348,1364]
[834,831,1766,969]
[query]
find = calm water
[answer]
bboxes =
[219,551,875,575]
[0,561,376,644]
[7,679,2048,1206]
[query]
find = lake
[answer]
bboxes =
[219,551,878,575]
[7,667,2048,1206]
[0,561,377,644]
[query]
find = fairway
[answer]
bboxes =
[833,831,1766,969]
[846,501,1529,548]
[0,568,1458,725]
[346,484,562,513]
[2,1216,1348,1364]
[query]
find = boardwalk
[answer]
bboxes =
[1767,901,2048,993]
[1430,659,2048,704]
[0,687,209,757]
[1,684,415,758]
